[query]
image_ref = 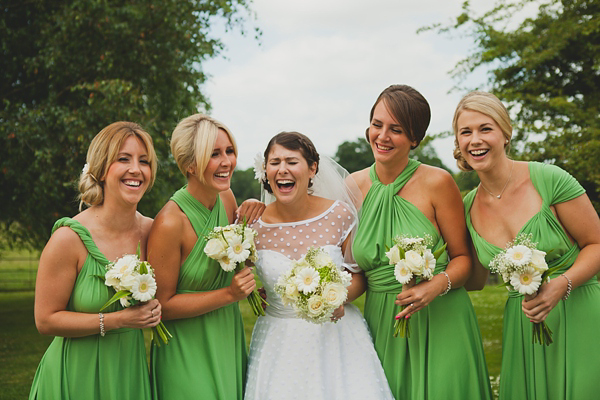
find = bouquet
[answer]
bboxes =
[204,219,267,316]
[386,234,446,338]
[99,246,172,346]
[489,233,560,345]
[274,247,352,324]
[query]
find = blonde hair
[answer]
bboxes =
[452,91,513,171]
[79,121,157,209]
[170,114,237,183]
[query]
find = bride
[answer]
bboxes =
[244,132,393,400]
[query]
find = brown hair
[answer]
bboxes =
[262,131,320,194]
[79,121,157,209]
[365,84,431,149]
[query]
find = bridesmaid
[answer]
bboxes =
[148,114,264,399]
[351,84,492,399]
[456,91,600,399]
[29,122,162,399]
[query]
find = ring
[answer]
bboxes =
[409,303,414,308]
[151,309,156,316]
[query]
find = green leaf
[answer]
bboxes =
[99,290,131,311]
[433,243,447,259]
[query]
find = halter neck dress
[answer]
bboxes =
[29,218,151,400]
[464,162,600,400]
[150,186,247,399]
[353,160,492,400]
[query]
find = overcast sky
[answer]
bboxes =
[202,0,496,172]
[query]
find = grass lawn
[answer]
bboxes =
[1,286,506,400]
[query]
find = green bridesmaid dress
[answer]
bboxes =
[150,186,247,400]
[464,162,600,400]
[353,160,492,400]
[29,218,152,400]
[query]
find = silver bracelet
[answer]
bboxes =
[98,313,105,337]
[560,274,572,301]
[439,271,451,296]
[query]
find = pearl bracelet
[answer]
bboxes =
[439,271,452,296]
[98,313,105,337]
[560,274,572,301]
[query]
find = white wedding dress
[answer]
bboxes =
[244,201,393,400]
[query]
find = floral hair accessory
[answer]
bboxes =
[253,153,266,182]
[82,162,98,182]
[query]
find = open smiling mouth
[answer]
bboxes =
[276,179,295,192]
[215,172,230,179]
[376,143,393,151]
[469,149,489,157]
[123,180,141,187]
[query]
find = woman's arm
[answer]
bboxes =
[34,227,161,337]
[523,193,600,322]
[396,171,472,318]
[148,203,256,321]
[464,243,490,291]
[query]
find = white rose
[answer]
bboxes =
[322,283,347,307]
[385,246,401,265]
[404,250,424,273]
[530,249,548,272]
[307,295,325,316]
[313,251,333,268]
[204,238,227,259]
[120,271,137,291]
[285,282,299,299]
[104,268,121,288]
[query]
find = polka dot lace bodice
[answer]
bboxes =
[251,200,356,319]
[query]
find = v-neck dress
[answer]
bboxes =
[150,187,247,400]
[353,160,492,400]
[29,218,151,400]
[464,161,600,400]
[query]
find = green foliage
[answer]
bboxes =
[334,138,374,173]
[429,0,600,210]
[0,0,254,249]
[230,167,262,204]
[411,135,452,172]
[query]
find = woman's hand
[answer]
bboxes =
[331,304,345,322]
[118,299,162,329]
[394,274,447,319]
[522,277,568,323]
[228,267,257,302]
[236,199,266,224]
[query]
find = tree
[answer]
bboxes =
[334,138,374,173]
[0,0,255,249]
[429,0,600,209]
[230,167,262,205]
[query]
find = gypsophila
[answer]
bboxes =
[82,163,90,175]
